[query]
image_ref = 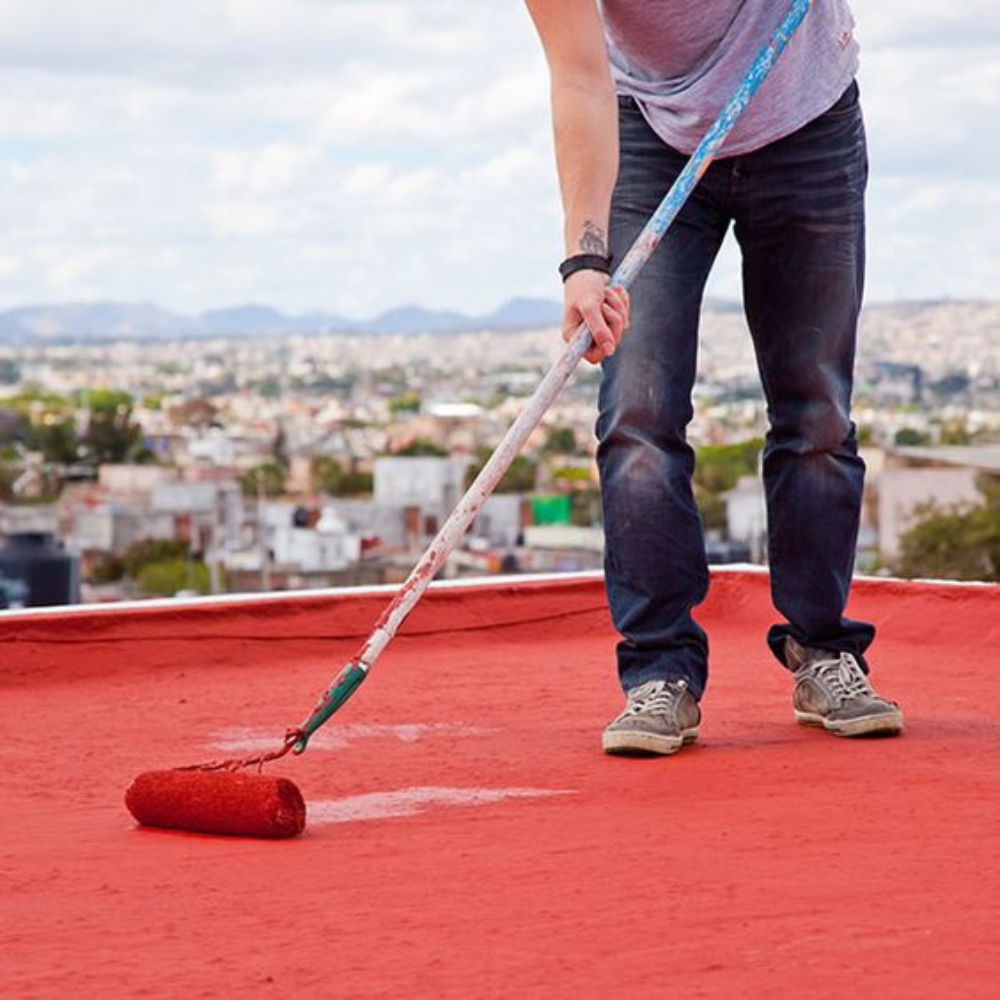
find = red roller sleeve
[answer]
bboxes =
[125,770,306,838]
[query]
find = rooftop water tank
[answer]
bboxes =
[0,532,80,608]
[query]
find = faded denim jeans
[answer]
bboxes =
[598,81,875,699]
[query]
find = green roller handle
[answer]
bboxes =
[292,663,368,753]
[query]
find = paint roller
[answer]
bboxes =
[126,770,306,838]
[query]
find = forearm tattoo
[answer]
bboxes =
[578,219,608,256]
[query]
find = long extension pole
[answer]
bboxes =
[282,0,813,756]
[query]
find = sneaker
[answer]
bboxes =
[785,637,903,737]
[602,679,701,756]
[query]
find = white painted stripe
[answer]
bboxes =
[210,721,496,753]
[309,786,573,825]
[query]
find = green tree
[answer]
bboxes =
[388,391,421,415]
[80,390,146,463]
[137,558,211,596]
[394,438,448,457]
[5,387,72,410]
[121,538,191,577]
[464,448,537,493]
[895,475,1000,582]
[894,427,930,447]
[3,391,79,463]
[240,461,287,497]
[313,455,344,495]
[697,492,728,532]
[87,554,126,585]
[570,489,601,526]
[543,426,578,454]
[338,470,373,496]
[88,538,191,586]
[26,418,79,464]
[693,438,763,532]
[694,439,763,494]
[312,456,373,497]
[550,465,591,484]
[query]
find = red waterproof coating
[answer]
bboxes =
[125,770,306,838]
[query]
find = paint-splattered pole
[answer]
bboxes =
[285,0,814,756]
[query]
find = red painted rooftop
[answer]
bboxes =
[3,569,999,997]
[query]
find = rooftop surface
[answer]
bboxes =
[2,570,999,997]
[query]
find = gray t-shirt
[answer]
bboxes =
[600,0,860,156]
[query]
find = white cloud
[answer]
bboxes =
[211,143,321,198]
[857,1,1000,50]
[47,246,120,289]
[0,1,997,314]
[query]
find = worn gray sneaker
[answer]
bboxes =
[785,637,903,737]
[602,679,701,756]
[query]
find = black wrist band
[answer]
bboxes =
[559,253,612,282]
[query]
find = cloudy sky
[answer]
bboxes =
[1,1,998,317]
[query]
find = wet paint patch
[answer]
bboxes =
[309,786,574,825]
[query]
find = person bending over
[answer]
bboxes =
[524,0,902,754]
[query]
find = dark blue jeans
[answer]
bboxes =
[598,82,875,699]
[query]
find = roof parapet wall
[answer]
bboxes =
[2,570,996,681]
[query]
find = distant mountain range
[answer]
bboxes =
[0,295,754,344]
[0,298,572,344]
[5,295,970,345]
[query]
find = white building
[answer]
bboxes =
[98,464,177,495]
[151,480,245,551]
[373,456,469,537]
[71,504,175,554]
[470,494,525,548]
[724,474,767,562]
[323,499,409,549]
[877,446,999,562]
[257,502,361,572]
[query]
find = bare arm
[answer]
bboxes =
[526,0,617,255]
[525,0,629,362]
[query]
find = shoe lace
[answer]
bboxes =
[812,653,874,703]
[622,680,685,717]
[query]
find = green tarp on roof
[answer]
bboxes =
[531,494,571,525]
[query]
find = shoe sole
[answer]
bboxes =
[602,728,699,756]
[794,709,904,737]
